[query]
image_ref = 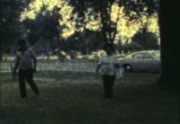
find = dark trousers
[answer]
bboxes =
[18,69,39,98]
[102,75,115,98]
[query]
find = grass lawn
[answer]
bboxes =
[0,71,178,124]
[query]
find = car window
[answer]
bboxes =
[133,53,153,59]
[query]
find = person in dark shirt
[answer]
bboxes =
[14,39,39,98]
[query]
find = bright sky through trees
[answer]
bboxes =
[19,0,159,44]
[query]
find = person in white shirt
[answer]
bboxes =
[96,43,119,99]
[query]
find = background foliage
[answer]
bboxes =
[1,0,160,55]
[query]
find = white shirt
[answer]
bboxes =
[98,55,117,76]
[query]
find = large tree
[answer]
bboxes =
[132,27,159,50]
[158,1,179,89]
[70,0,158,43]
[0,0,31,60]
[69,0,122,44]
[23,5,61,49]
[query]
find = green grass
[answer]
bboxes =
[0,71,178,124]
[0,57,93,63]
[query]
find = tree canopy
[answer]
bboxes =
[1,0,160,54]
[21,0,159,43]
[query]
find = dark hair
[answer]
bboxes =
[18,39,28,47]
[18,39,28,51]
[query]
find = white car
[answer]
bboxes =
[119,50,161,73]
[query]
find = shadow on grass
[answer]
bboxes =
[0,71,178,124]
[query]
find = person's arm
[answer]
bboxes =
[13,55,20,72]
[34,56,37,72]
[95,58,103,73]
[113,56,120,69]
[95,63,102,73]
[31,49,37,72]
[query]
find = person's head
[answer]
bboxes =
[18,39,28,52]
[103,43,115,56]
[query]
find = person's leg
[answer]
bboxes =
[26,70,39,96]
[107,75,115,98]
[102,75,115,98]
[102,75,110,98]
[18,69,27,98]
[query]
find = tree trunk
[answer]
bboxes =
[0,43,2,61]
[0,52,2,61]
[159,1,179,89]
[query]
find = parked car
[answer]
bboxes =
[119,50,161,73]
